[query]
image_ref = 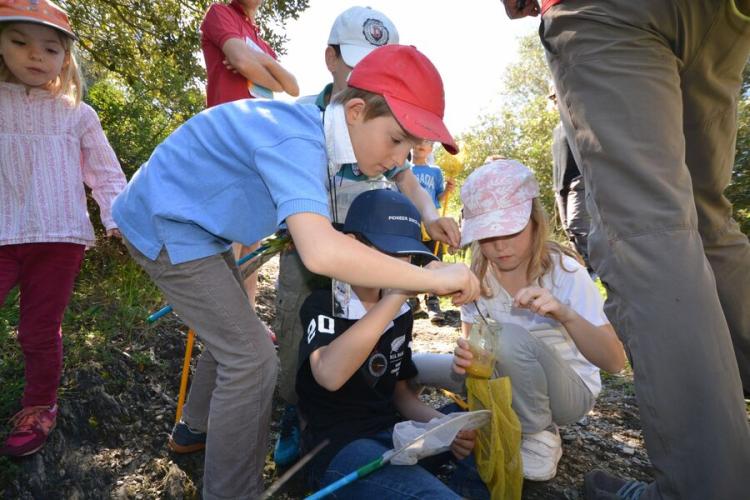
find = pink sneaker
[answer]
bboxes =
[1,404,57,457]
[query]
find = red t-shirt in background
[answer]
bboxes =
[541,0,563,15]
[200,0,277,107]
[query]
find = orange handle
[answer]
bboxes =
[175,329,196,424]
[433,179,455,255]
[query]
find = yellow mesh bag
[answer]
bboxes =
[466,376,523,500]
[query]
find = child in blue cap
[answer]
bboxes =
[296,189,488,499]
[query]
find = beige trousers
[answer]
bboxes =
[125,241,277,499]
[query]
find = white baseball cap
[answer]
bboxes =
[328,6,399,67]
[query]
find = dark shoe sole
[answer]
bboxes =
[0,441,46,457]
[168,437,205,454]
[584,470,625,500]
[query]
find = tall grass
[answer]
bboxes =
[0,238,161,488]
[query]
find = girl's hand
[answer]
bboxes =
[106,228,122,239]
[513,285,575,323]
[452,337,474,375]
[450,429,476,460]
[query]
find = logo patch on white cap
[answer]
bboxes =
[362,18,389,46]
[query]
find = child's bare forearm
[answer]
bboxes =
[262,57,299,96]
[561,315,626,373]
[310,295,405,391]
[287,213,479,303]
[393,381,443,422]
[221,39,296,94]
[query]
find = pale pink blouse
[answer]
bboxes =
[0,82,126,247]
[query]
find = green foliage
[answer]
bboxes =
[448,33,749,237]
[0,241,162,414]
[57,0,309,175]
[437,33,559,224]
[729,87,750,234]
[0,291,23,419]
[502,34,552,109]
[0,238,166,489]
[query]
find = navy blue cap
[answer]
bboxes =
[344,189,438,265]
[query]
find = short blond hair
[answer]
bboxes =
[0,23,84,105]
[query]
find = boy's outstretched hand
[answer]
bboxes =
[106,228,122,239]
[451,429,477,460]
[424,216,460,249]
[425,262,479,305]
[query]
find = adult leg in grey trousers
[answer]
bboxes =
[125,241,277,499]
[541,1,750,498]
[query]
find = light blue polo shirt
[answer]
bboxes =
[112,99,330,264]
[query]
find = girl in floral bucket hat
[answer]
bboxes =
[0,0,126,457]
[451,159,626,481]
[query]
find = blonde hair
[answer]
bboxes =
[0,23,84,105]
[470,198,583,298]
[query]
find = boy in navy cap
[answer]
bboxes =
[296,189,487,498]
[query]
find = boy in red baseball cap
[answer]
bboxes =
[272,15,463,468]
[113,44,478,499]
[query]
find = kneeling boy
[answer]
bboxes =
[297,189,488,499]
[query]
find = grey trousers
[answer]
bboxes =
[566,177,591,266]
[541,1,750,498]
[125,241,277,499]
[413,324,594,435]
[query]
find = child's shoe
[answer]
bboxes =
[520,427,563,481]
[168,421,206,454]
[0,404,57,457]
[407,297,428,319]
[425,295,445,324]
[273,404,300,467]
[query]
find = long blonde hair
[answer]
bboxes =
[0,23,84,105]
[471,198,583,298]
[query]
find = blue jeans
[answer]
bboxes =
[310,428,489,500]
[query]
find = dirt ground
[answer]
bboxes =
[3,256,660,499]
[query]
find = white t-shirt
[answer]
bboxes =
[461,254,609,397]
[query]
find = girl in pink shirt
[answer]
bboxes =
[0,0,126,457]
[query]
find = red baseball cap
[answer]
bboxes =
[0,0,76,40]
[348,45,458,155]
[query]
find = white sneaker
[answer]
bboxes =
[521,428,563,481]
